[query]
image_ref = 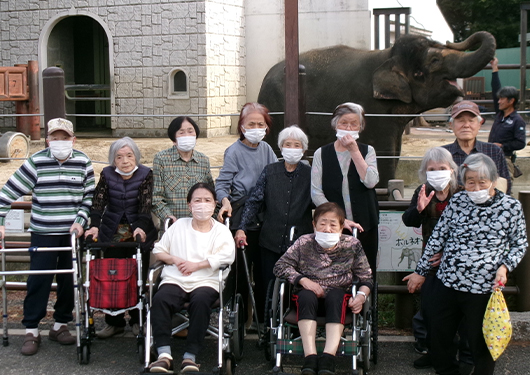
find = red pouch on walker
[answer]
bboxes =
[90,258,138,309]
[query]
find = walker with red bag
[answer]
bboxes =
[78,235,145,365]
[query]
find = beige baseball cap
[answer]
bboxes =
[47,118,74,137]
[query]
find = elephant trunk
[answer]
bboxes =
[444,31,496,78]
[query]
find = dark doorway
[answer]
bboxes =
[47,16,111,132]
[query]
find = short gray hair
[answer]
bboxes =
[418,147,459,191]
[108,137,141,167]
[277,125,309,151]
[330,102,366,131]
[459,153,498,183]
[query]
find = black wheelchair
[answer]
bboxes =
[264,277,378,375]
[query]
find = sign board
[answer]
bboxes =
[4,197,25,233]
[377,210,423,272]
[0,66,29,101]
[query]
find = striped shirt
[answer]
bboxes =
[0,148,95,234]
[152,146,214,221]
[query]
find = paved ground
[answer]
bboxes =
[0,329,528,374]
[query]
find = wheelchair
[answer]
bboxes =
[265,277,378,375]
[141,218,247,374]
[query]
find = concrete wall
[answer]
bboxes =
[0,0,246,137]
[245,0,371,102]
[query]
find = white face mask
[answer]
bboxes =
[190,202,216,222]
[426,170,452,191]
[243,128,266,144]
[315,231,341,249]
[49,140,73,160]
[115,165,138,177]
[336,129,359,140]
[466,183,492,204]
[176,136,196,152]
[281,148,304,165]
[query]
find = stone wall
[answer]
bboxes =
[0,0,246,137]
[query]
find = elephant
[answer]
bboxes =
[257,31,496,187]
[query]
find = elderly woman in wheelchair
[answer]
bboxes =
[148,183,235,373]
[273,202,373,375]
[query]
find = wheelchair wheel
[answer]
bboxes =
[230,293,245,361]
[263,279,275,361]
[372,281,379,365]
[137,340,144,364]
[267,278,283,364]
[223,354,236,375]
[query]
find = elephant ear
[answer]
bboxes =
[373,59,412,103]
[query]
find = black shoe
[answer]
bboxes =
[318,353,336,375]
[413,339,428,355]
[301,354,318,375]
[413,354,432,369]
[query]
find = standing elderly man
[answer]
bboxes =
[489,57,527,180]
[0,118,95,356]
[443,100,511,194]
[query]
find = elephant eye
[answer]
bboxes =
[414,71,424,77]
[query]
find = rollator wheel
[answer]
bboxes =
[223,355,236,375]
[137,341,145,364]
[230,293,245,361]
[79,343,90,365]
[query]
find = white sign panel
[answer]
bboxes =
[377,211,423,272]
[5,209,24,233]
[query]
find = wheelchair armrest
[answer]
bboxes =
[219,264,231,271]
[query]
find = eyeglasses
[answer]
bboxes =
[337,122,359,130]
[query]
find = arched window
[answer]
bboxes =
[168,68,189,99]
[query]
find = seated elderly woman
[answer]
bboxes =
[273,202,373,375]
[84,136,157,338]
[148,183,235,373]
[404,153,528,375]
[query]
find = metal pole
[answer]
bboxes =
[298,64,306,130]
[42,67,66,137]
[27,60,40,140]
[374,14,380,50]
[520,4,528,111]
[284,0,300,127]
[515,191,530,311]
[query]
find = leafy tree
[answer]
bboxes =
[437,0,526,48]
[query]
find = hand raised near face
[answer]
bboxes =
[338,134,359,153]
[416,184,435,213]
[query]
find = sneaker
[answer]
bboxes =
[96,324,125,339]
[21,333,41,356]
[414,339,428,354]
[318,353,336,375]
[149,356,173,373]
[301,354,318,375]
[132,323,140,336]
[49,325,75,345]
[181,358,200,372]
[413,354,432,369]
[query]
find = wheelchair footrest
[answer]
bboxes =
[276,338,359,356]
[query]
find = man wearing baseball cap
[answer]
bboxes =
[0,118,95,355]
[443,100,511,194]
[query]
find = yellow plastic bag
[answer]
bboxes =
[482,288,512,361]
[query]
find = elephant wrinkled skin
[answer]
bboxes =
[257,31,496,187]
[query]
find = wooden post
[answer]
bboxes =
[27,60,40,140]
[284,0,299,127]
[14,64,30,136]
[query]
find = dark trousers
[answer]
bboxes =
[412,272,436,342]
[260,246,281,303]
[101,245,149,327]
[22,233,74,328]
[152,284,218,356]
[429,278,494,375]
[295,288,350,324]
[356,226,378,280]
